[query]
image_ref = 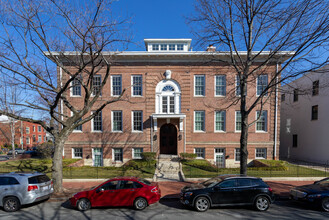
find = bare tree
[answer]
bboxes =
[189,0,329,175]
[0,0,131,192]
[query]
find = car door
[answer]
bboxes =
[115,180,142,206]
[92,180,120,207]
[211,179,237,205]
[235,178,254,204]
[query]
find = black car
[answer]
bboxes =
[180,175,275,212]
[290,177,329,211]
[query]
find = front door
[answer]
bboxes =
[93,148,103,167]
[215,148,225,168]
[160,123,177,154]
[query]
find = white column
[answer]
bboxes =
[154,118,158,131]
[156,94,160,114]
[179,118,184,131]
[175,93,181,114]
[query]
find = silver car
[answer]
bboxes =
[0,172,53,212]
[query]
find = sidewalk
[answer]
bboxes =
[49,178,320,202]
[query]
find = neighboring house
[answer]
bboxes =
[0,116,47,149]
[280,65,329,164]
[56,38,291,167]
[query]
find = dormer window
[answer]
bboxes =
[152,44,159,51]
[169,44,175,51]
[160,44,167,51]
[177,44,184,51]
[145,39,192,52]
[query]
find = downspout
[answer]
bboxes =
[60,67,64,157]
[274,63,279,160]
[151,116,153,152]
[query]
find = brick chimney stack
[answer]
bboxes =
[206,44,216,52]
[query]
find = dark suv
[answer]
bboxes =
[180,175,274,212]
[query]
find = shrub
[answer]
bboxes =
[251,160,287,171]
[180,153,197,160]
[141,152,156,160]
[182,159,218,172]
[37,142,54,158]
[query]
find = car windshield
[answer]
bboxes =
[201,177,223,188]
[316,178,329,186]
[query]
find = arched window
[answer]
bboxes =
[155,80,181,114]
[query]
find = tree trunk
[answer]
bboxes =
[240,113,249,175]
[52,137,65,193]
[11,119,16,159]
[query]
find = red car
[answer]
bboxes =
[69,177,161,211]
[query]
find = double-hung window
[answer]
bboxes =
[92,75,102,96]
[194,111,205,132]
[256,111,267,132]
[72,112,82,132]
[215,111,226,132]
[132,75,142,96]
[235,148,240,162]
[312,80,319,96]
[215,75,226,96]
[194,148,205,159]
[26,137,30,144]
[236,75,247,96]
[92,111,102,132]
[26,127,30,134]
[72,148,83,158]
[255,148,267,159]
[112,111,122,132]
[38,135,42,142]
[113,148,123,162]
[194,75,205,96]
[132,111,143,132]
[293,89,298,102]
[235,111,242,131]
[38,126,41,132]
[257,75,268,96]
[311,105,318,120]
[112,75,122,96]
[72,76,81,96]
[133,148,143,159]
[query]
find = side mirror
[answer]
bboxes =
[96,188,104,193]
[214,186,221,191]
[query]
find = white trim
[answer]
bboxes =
[194,148,205,159]
[131,75,143,97]
[214,111,226,132]
[132,147,143,159]
[72,147,83,159]
[131,111,143,133]
[91,111,103,133]
[111,110,123,132]
[91,75,102,97]
[112,148,123,162]
[194,75,205,97]
[111,75,122,97]
[235,111,241,133]
[70,76,82,97]
[255,148,267,159]
[71,111,83,133]
[92,148,103,166]
[214,75,226,97]
[256,74,268,97]
[234,148,240,162]
[255,110,268,133]
[214,148,226,166]
[194,111,205,132]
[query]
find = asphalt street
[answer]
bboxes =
[0,199,328,220]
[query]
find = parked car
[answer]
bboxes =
[23,150,39,157]
[69,177,161,211]
[290,177,329,211]
[7,149,25,155]
[0,172,53,212]
[180,175,274,212]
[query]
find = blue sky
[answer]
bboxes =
[112,0,196,51]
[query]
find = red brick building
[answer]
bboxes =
[0,117,47,149]
[59,39,291,167]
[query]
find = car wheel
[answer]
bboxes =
[254,196,270,211]
[134,197,148,210]
[194,196,210,212]
[321,197,329,212]
[77,198,91,211]
[3,197,21,212]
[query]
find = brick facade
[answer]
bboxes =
[61,39,283,167]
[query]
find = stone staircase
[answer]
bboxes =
[153,155,184,182]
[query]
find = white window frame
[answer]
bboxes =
[33,126,35,132]
[132,148,143,159]
[70,76,82,97]
[91,111,102,132]
[214,111,226,132]
[111,75,122,97]
[255,148,267,159]
[194,111,205,132]
[38,135,42,142]
[38,126,41,132]
[26,127,30,134]
[26,137,30,144]
[256,110,268,132]
[214,75,226,97]
[194,148,205,159]
[132,111,143,132]
[112,148,123,162]
[71,111,83,133]
[111,111,123,132]
[131,75,143,97]
[91,75,102,97]
[235,111,242,132]
[214,148,226,166]
[72,148,83,159]
[235,148,240,162]
[256,74,268,96]
[194,75,205,96]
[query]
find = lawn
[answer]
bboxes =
[0,158,156,179]
[182,160,328,178]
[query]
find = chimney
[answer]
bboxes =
[206,44,216,52]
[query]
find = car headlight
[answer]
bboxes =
[307,194,321,198]
[184,192,193,197]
